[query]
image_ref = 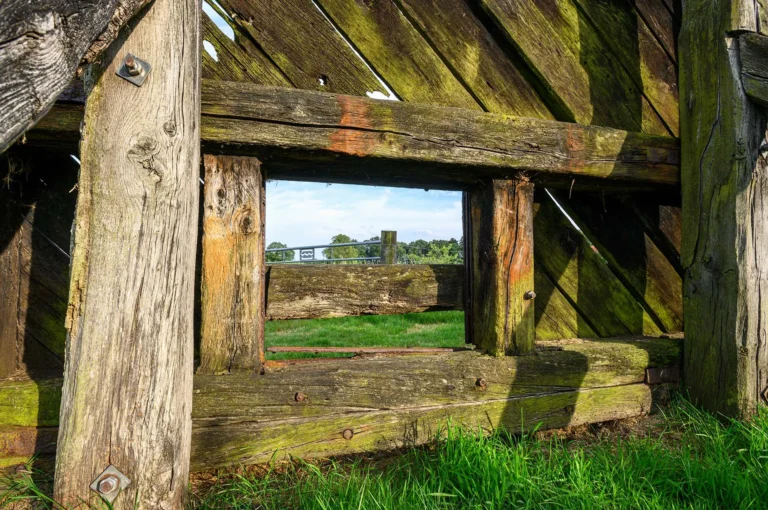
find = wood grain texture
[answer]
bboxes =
[199,156,265,375]
[635,0,678,62]
[200,81,680,189]
[315,0,478,109]
[479,0,668,135]
[394,0,554,118]
[217,0,382,95]
[201,13,291,87]
[740,32,768,107]
[534,199,663,337]
[0,0,150,153]
[680,1,768,417]
[53,0,201,506]
[573,0,679,135]
[265,264,463,320]
[469,179,535,356]
[1,337,681,470]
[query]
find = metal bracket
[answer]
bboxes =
[90,465,131,504]
[116,53,151,87]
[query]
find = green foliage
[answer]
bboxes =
[402,237,463,264]
[266,242,294,263]
[322,234,362,262]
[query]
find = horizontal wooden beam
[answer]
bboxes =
[740,32,768,108]
[1,337,680,471]
[267,346,465,354]
[24,81,680,190]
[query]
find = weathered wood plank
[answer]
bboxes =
[394,0,554,118]
[201,13,291,87]
[265,264,463,320]
[0,0,150,153]
[1,337,681,469]
[469,179,535,356]
[53,0,201,506]
[534,199,664,337]
[574,0,679,135]
[552,193,683,333]
[635,0,679,62]
[681,1,768,417]
[479,0,669,135]
[315,0,478,109]
[200,156,266,375]
[201,81,680,189]
[740,32,768,107]
[216,0,382,95]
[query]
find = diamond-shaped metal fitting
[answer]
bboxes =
[89,464,131,504]
[116,53,151,87]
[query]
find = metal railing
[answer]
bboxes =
[266,240,381,264]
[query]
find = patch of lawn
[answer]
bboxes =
[265,311,467,359]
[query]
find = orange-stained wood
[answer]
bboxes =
[199,155,266,374]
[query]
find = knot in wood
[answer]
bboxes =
[342,428,354,440]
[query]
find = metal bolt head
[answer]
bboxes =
[98,475,119,494]
[524,290,536,300]
[475,377,487,390]
[294,392,307,402]
[125,55,142,76]
[342,428,354,440]
[116,53,151,86]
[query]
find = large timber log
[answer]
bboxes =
[25,81,680,191]
[680,1,768,417]
[0,336,680,472]
[0,0,151,153]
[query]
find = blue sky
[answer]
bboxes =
[266,181,463,247]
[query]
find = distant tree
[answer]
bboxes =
[322,234,362,263]
[266,241,294,262]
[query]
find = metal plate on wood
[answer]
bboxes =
[116,53,151,86]
[89,464,131,503]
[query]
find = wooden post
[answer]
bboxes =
[380,230,397,264]
[199,155,266,375]
[53,0,200,506]
[680,1,768,416]
[468,178,535,356]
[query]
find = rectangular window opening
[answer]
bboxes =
[264,180,470,361]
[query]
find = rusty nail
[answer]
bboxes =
[294,392,307,402]
[342,428,354,440]
[524,290,536,300]
[98,475,119,494]
[476,377,487,390]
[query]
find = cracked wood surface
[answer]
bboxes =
[1,337,680,471]
[52,0,200,506]
[680,0,768,417]
[740,32,768,107]
[199,155,266,375]
[0,0,150,153]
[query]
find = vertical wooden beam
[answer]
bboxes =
[380,230,397,265]
[53,0,200,506]
[680,1,768,416]
[199,155,266,375]
[469,178,535,356]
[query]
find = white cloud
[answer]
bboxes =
[266,181,462,247]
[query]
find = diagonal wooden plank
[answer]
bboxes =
[394,0,554,118]
[479,0,668,135]
[202,12,291,86]
[217,0,383,95]
[635,0,678,62]
[574,0,679,135]
[315,0,479,109]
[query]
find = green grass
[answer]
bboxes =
[4,397,768,509]
[265,311,467,359]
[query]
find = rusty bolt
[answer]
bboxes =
[524,290,536,300]
[97,475,119,494]
[475,377,487,390]
[125,55,142,76]
[342,428,354,440]
[294,392,307,403]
